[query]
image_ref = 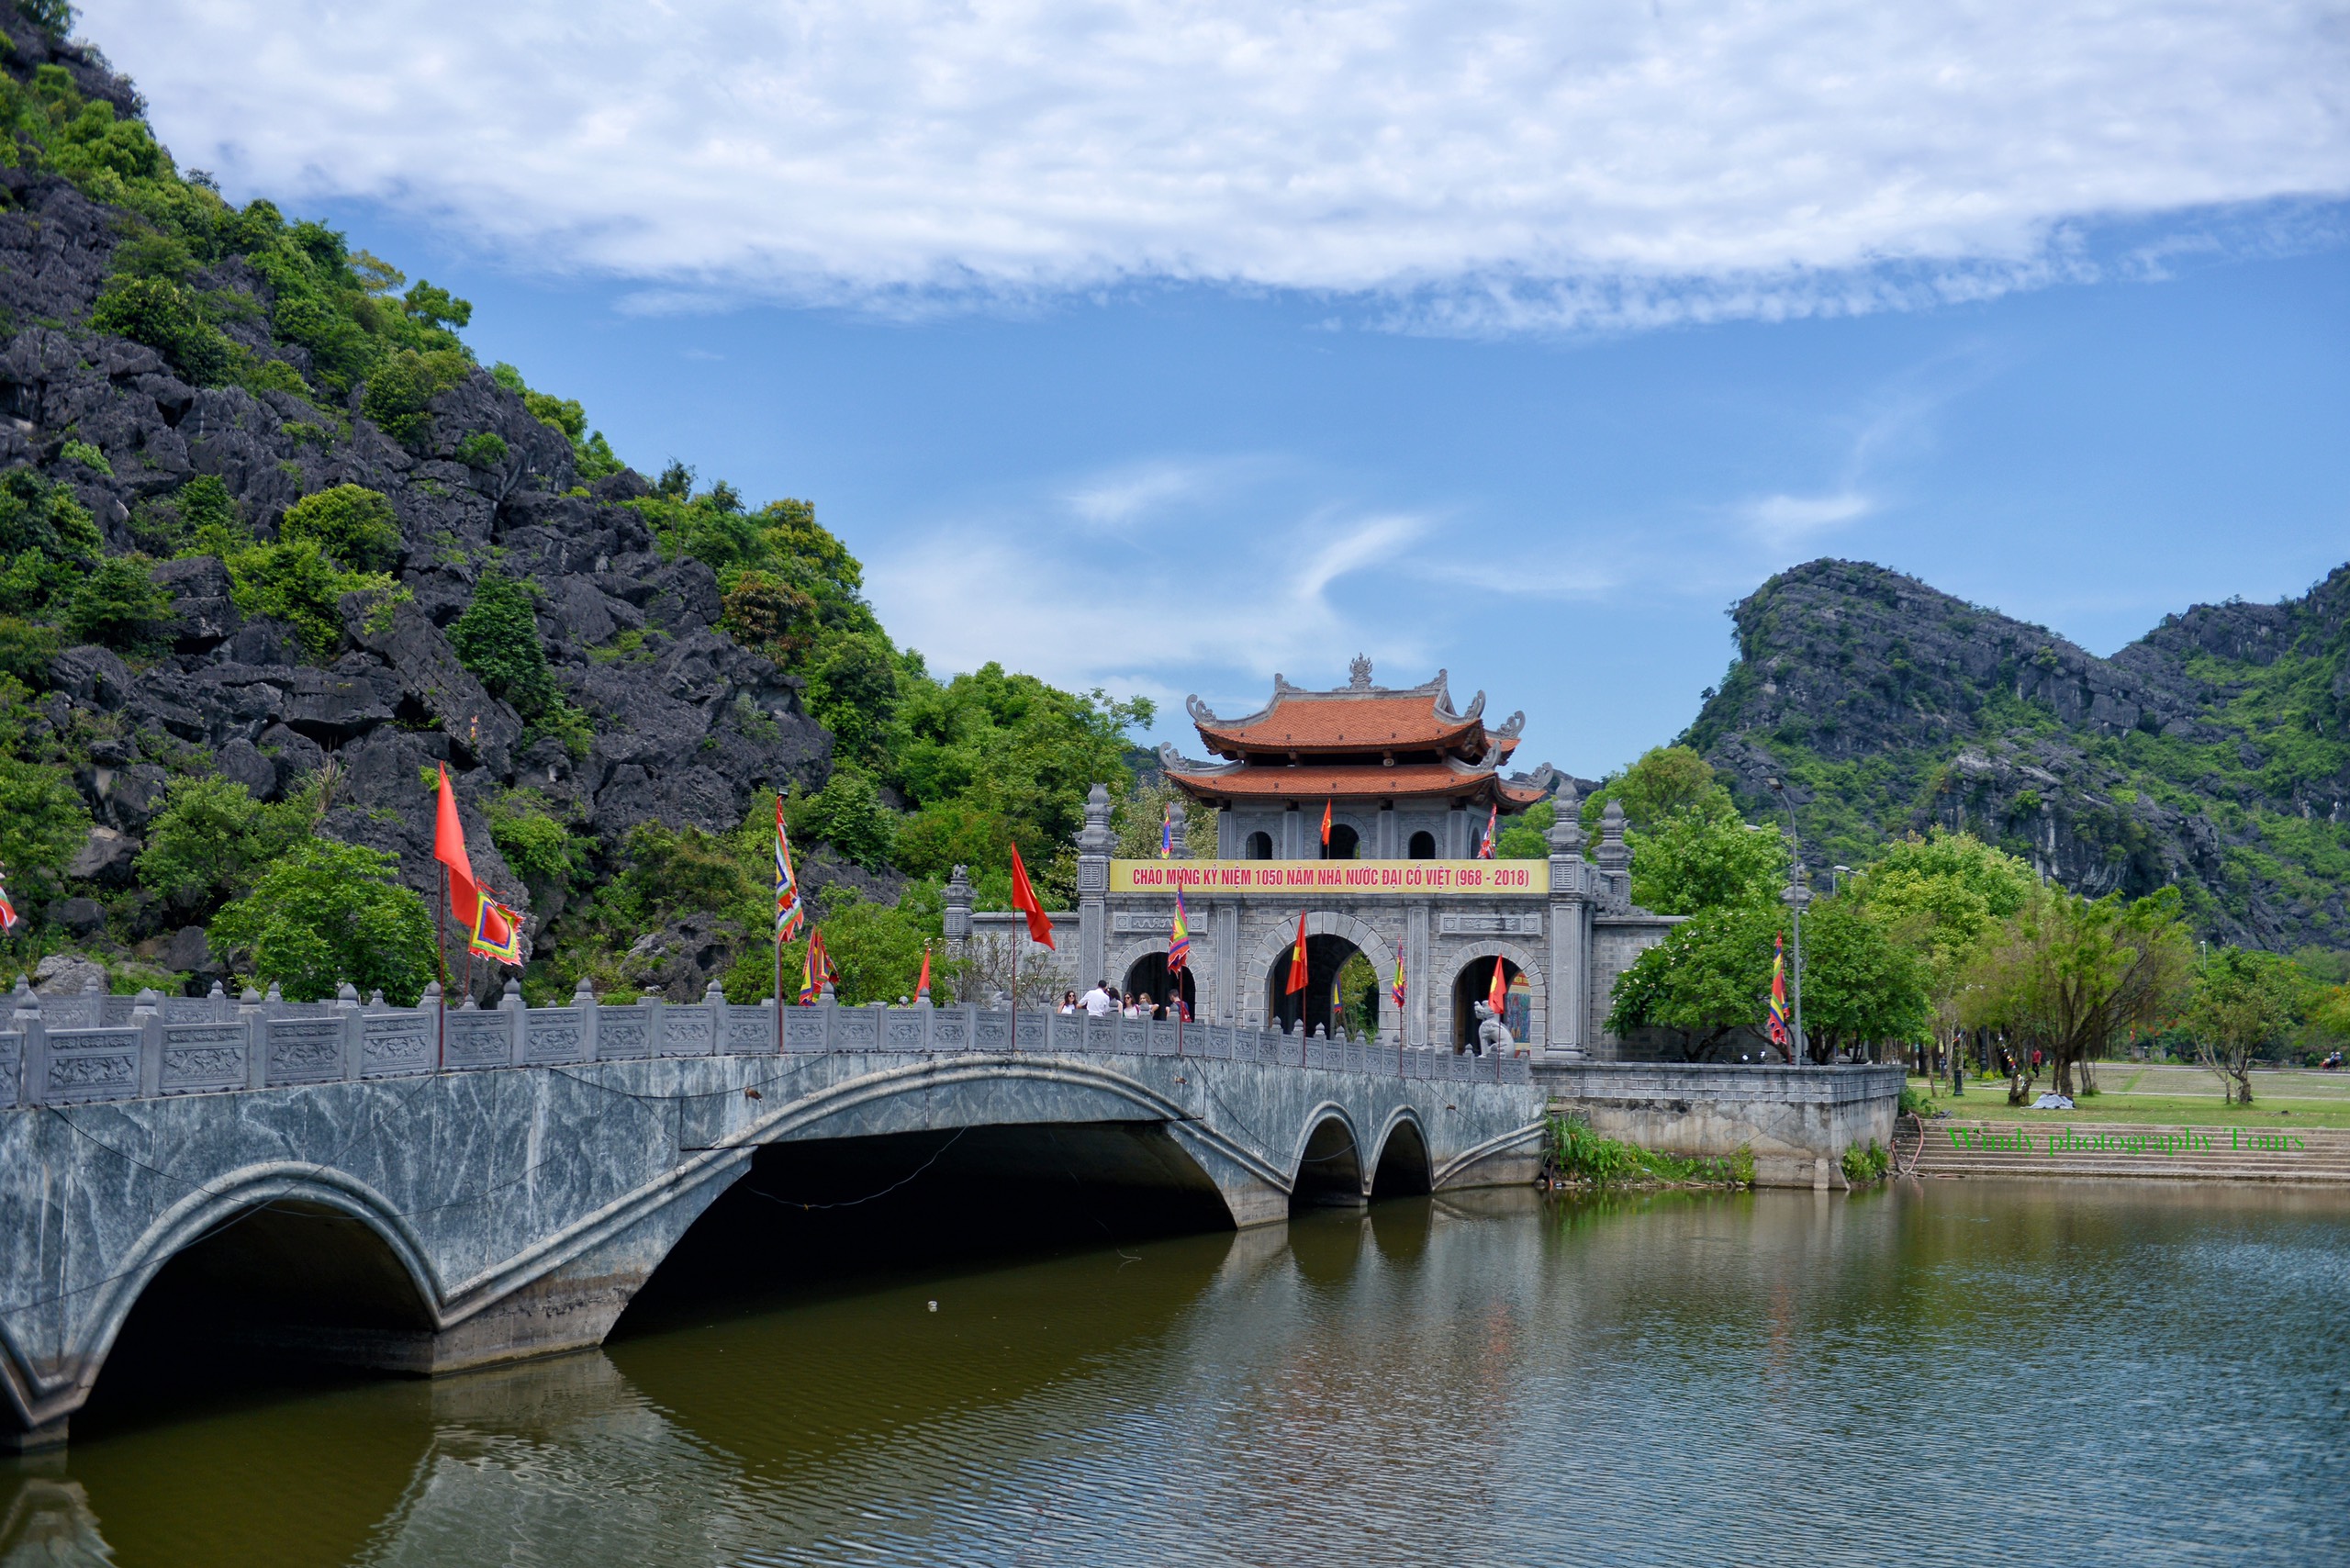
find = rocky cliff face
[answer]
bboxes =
[1684,558,2350,950]
[0,16,833,986]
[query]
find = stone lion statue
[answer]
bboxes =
[1472,1001,1514,1058]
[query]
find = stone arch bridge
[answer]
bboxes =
[0,983,1542,1451]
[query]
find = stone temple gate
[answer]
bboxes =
[951,661,1682,1056]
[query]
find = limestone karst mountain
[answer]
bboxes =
[1684,558,2350,951]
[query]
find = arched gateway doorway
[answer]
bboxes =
[1266,934,1382,1038]
[1449,956,1533,1052]
[1121,952,1197,1015]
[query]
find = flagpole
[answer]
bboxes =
[435,862,447,1070]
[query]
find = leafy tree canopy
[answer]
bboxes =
[209,838,437,1003]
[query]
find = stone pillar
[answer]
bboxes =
[942,864,973,960]
[1281,803,1301,859]
[1216,805,1235,858]
[1595,799,1630,908]
[336,981,362,1081]
[1376,801,1395,859]
[1447,802,1467,857]
[1213,902,1239,1024]
[1407,903,1431,1047]
[239,986,264,1089]
[1076,782,1113,993]
[1545,787,1594,1060]
[574,977,599,1060]
[11,980,42,1108]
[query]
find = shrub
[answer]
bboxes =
[57,440,110,476]
[359,348,469,445]
[454,431,508,469]
[0,616,62,682]
[279,484,402,571]
[224,539,402,659]
[448,572,591,756]
[90,274,233,385]
[1897,1084,1937,1117]
[63,554,172,650]
[173,474,244,557]
[209,837,437,1003]
[1841,1140,1892,1184]
[485,789,583,893]
[789,765,896,869]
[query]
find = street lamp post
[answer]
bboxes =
[1766,778,1809,1063]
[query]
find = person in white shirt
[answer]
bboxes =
[1080,982,1117,1018]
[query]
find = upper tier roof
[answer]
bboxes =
[1186,659,1524,761]
[1158,757,1556,808]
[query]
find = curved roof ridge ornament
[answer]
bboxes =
[1442,746,1503,778]
[1507,761,1561,795]
[1493,709,1526,740]
[1158,741,1243,777]
[1458,689,1486,723]
[1187,691,1275,730]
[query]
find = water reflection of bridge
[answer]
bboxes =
[0,992,1541,1453]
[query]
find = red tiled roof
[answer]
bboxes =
[1196,694,1482,754]
[1167,761,1538,804]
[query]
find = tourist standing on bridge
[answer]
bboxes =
[1080,980,1118,1018]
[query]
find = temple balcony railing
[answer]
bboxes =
[0,976,1532,1109]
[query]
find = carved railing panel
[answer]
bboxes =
[443,1011,513,1070]
[262,1017,344,1087]
[160,1023,247,1094]
[597,1007,654,1060]
[362,1014,433,1079]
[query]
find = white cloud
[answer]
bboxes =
[1741,490,1875,545]
[866,500,1433,700]
[1064,462,1209,529]
[83,1,2350,329]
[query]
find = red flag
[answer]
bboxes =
[1487,955,1509,1022]
[915,945,933,997]
[1285,910,1309,994]
[433,764,475,882]
[1008,841,1055,949]
[1319,799,1332,847]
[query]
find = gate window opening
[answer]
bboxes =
[1449,958,1529,1051]
[1324,823,1360,860]
[1120,952,1197,1016]
[1266,934,1381,1039]
[1244,831,1273,860]
[1406,830,1437,859]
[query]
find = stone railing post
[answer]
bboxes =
[574,978,599,1060]
[338,981,363,1081]
[133,988,163,1097]
[815,982,835,1051]
[206,980,229,1020]
[502,979,528,1066]
[13,979,44,1108]
[943,865,973,961]
[703,980,727,1057]
[240,986,265,1089]
[420,980,443,1072]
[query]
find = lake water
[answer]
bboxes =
[7,1180,2347,1566]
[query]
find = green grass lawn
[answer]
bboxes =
[1908,1065,2350,1129]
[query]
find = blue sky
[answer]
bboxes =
[83,2,2350,778]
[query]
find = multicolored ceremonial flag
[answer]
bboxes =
[1475,801,1498,859]
[798,929,838,1005]
[0,869,17,934]
[1391,942,1406,1009]
[1285,910,1309,994]
[1767,932,1791,1048]
[471,897,523,964]
[773,791,805,942]
[1160,801,1176,857]
[1169,890,1192,971]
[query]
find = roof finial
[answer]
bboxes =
[1348,653,1373,689]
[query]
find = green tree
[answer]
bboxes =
[1111,776,1220,860]
[1960,885,2195,1103]
[2183,946,2306,1104]
[1628,796,1789,915]
[1850,829,2036,1071]
[279,484,402,572]
[483,789,583,897]
[359,348,470,444]
[0,754,90,905]
[136,775,315,909]
[90,274,233,384]
[223,538,400,660]
[1581,745,1719,833]
[62,554,172,650]
[207,837,438,1002]
[448,573,589,754]
[789,765,896,870]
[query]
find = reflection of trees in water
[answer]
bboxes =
[1336,951,1382,1039]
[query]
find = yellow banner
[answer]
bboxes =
[1110,858,1547,895]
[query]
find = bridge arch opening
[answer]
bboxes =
[1121,953,1196,1016]
[79,1199,435,1438]
[1370,1119,1433,1199]
[1266,934,1382,1039]
[1290,1114,1364,1210]
[615,1124,1236,1337]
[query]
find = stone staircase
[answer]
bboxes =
[1903,1118,2350,1184]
